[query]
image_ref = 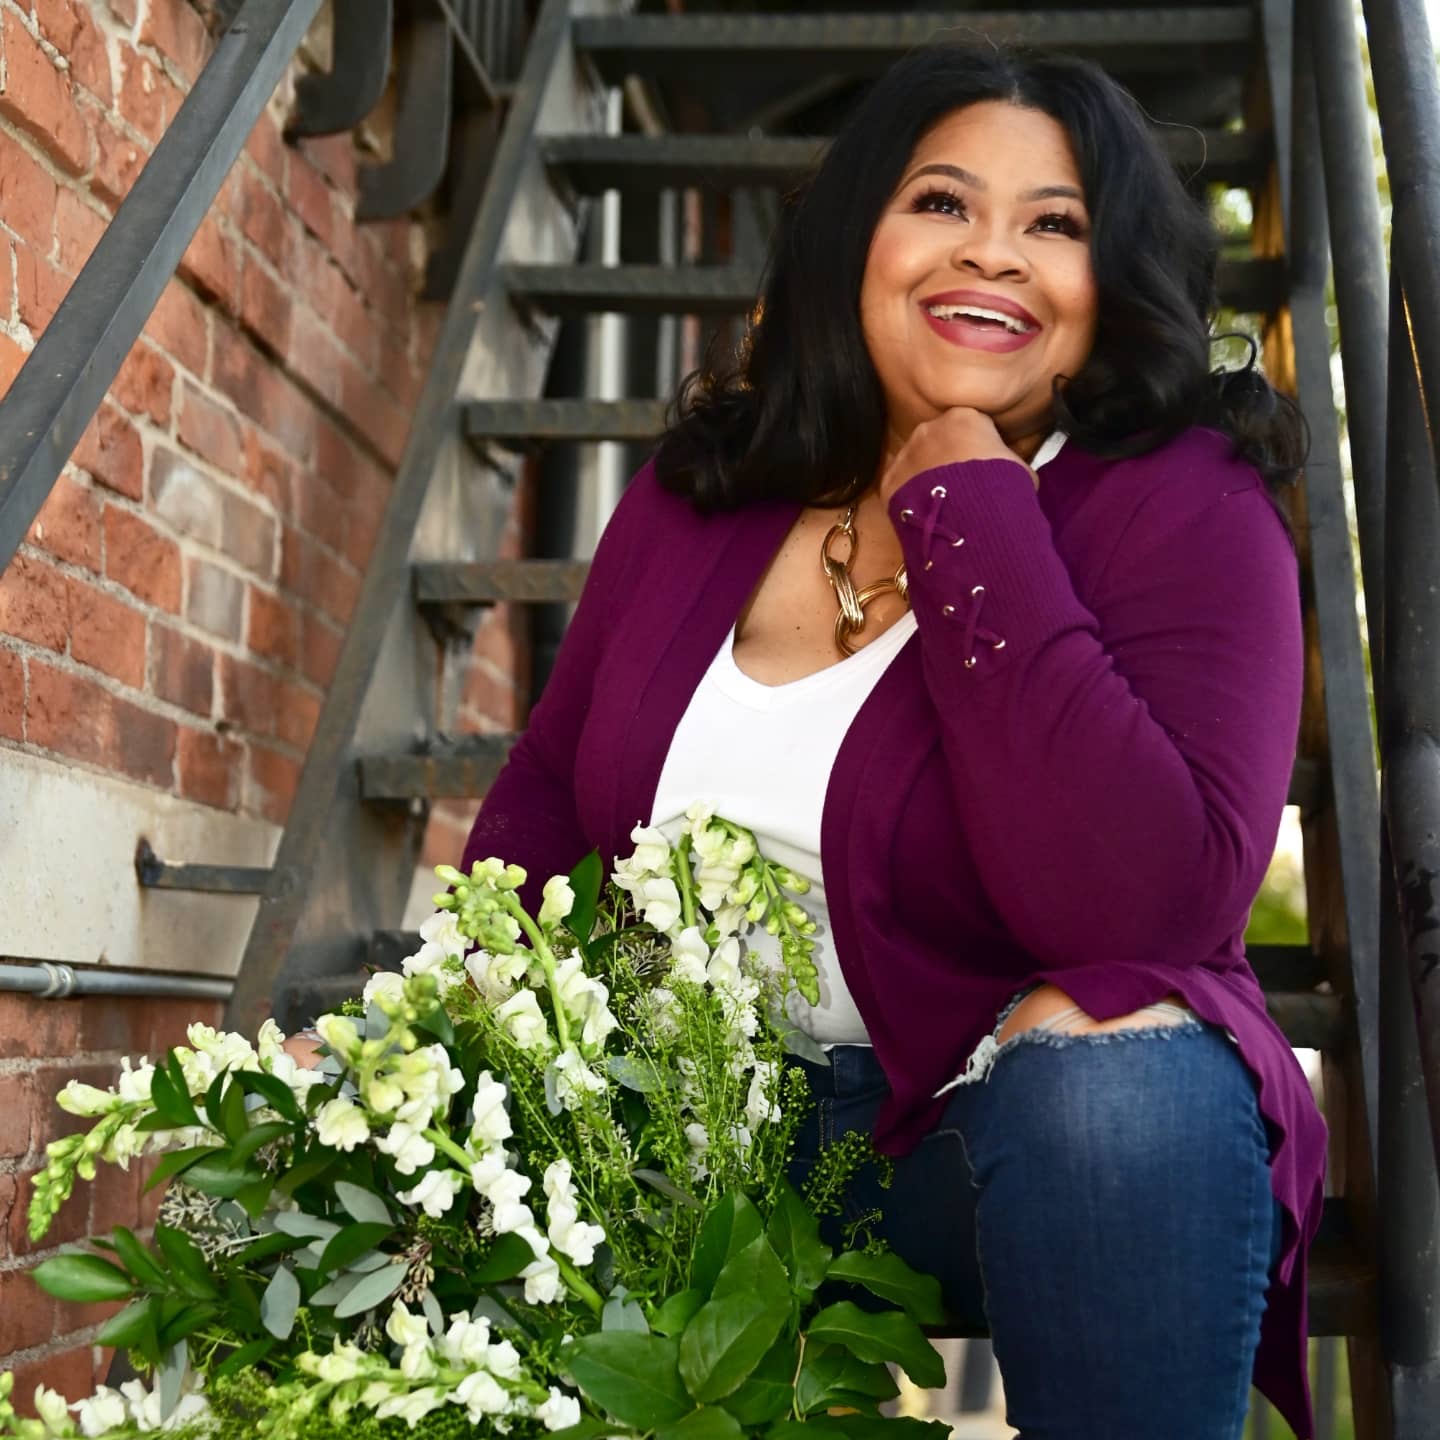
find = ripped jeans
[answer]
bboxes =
[786,1001,1281,1440]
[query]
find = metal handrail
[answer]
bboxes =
[0,0,323,573]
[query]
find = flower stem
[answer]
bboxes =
[674,843,699,932]
[424,1128,475,1173]
[555,1254,604,1316]
[500,893,572,1051]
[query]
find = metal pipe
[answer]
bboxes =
[0,0,324,571]
[0,961,233,1001]
[1311,0,1389,695]
[1361,0,1440,497]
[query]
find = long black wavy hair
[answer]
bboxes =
[653,43,1307,514]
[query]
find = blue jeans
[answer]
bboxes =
[787,1016,1282,1440]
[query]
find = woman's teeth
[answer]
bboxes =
[924,304,1036,335]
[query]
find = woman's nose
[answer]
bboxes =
[950,229,1027,280]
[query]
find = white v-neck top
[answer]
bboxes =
[649,431,1068,1044]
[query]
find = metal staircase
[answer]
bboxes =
[2,0,1438,1434]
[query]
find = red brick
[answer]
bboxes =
[221,490,276,577]
[244,108,285,188]
[178,384,242,473]
[0,554,68,650]
[88,106,147,208]
[0,1267,55,1353]
[0,993,82,1059]
[341,357,409,469]
[0,332,26,400]
[356,228,409,330]
[218,652,278,737]
[85,1153,143,1238]
[330,272,378,372]
[74,404,142,500]
[300,612,341,688]
[184,555,241,640]
[144,279,209,378]
[117,44,167,143]
[0,12,91,175]
[286,304,343,406]
[245,585,298,668]
[0,647,23,739]
[5,1344,94,1412]
[275,677,319,750]
[76,993,150,1053]
[108,0,137,25]
[177,725,241,809]
[243,428,291,515]
[0,129,58,252]
[179,214,239,312]
[0,235,13,322]
[67,577,146,688]
[139,0,211,79]
[29,475,102,571]
[377,332,420,410]
[151,621,212,715]
[103,507,181,611]
[246,741,297,823]
[15,241,69,336]
[55,187,106,274]
[240,257,292,358]
[212,323,314,458]
[299,133,357,196]
[33,0,82,52]
[112,340,173,425]
[64,0,112,105]
[112,688,175,785]
[0,1073,33,1160]
[280,525,358,625]
[286,151,332,246]
[294,473,347,554]
[238,170,293,273]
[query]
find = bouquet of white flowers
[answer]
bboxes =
[2,807,949,1440]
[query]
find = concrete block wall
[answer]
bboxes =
[0,0,532,1406]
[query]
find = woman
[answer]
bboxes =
[461,43,1325,1440]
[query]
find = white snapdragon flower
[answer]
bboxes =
[256,1018,286,1063]
[706,936,744,991]
[187,1023,257,1072]
[746,1061,781,1128]
[312,1342,366,1384]
[552,1048,607,1111]
[632,877,682,933]
[363,971,406,1008]
[520,1251,563,1305]
[710,902,747,939]
[668,927,710,986]
[552,957,618,1049]
[72,1386,127,1437]
[375,1120,435,1175]
[314,1013,361,1061]
[464,948,528,1003]
[695,861,742,912]
[364,1073,406,1115]
[103,1122,144,1167]
[439,1314,492,1367]
[469,1072,513,1145]
[392,1044,466,1127]
[453,1371,511,1422]
[386,1301,429,1349]
[480,1165,535,1234]
[542,1159,606,1267]
[57,1081,116,1117]
[315,1096,370,1152]
[494,990,550,1050]
[535,1388,582,1432]
[419,908,468,960]
[626,824,672,873]
[33,1386,70,1434]
[116,1056,155,1106]
[399,1168,462,1218]
[403,940,464,994]
[264,1048,327,1096]
[375,1389,445,1424]
[684,1122,711,1181]
[118,1378,161,1431]
[538,876,575,928]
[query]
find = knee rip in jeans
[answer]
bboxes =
[935,986,1204,1098]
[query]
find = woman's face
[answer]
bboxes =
[859,100,1099,459]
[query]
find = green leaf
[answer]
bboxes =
[148,1062,198,1129]
[655,1408,744,1440]
[181,1154,265,1200]
[651,1289,705,1338]
[690,1192,764,1298]
[32,1253,135,1303]
[679,1292,788,1403]
[824,1250,944,1326]
[566,1333,692,1429]
[96,1297,156,1348]
[413,1005,455,1047]
[232,1121,292,1167]
[472,1231,535,1284]
[334,1181,391,1225]
[607,1057,664,1094]
[543,1422,626,1440]
[307,1272,362,1309]
[274,1153,336,1199]
[787,1417,954,1440]
[157,1339,186,1421]
[236,1071,303,1123]
[712,1234,789,1314]
[719,1338,797,1426]
[214,1337,276,1381]
[142,1145,218,1193]
[203,1070,229,1136]
[767,1184,832,1301]
[260,1267,300,1339]
[316,1223,394,1276]
[794,1343,897,1415]
[271,1211,340,1241]
[333,1262,408,1318]
[109,1227,167,1290]
[633,1169,702,1210]
[158,1302,218,1348]
[565,849,604,950]
[232,1232,302,1267]
[153,1225,220,1301]
[804,1302,945,1390]
[236,1176,276,1221]
[219,1075,249,1144]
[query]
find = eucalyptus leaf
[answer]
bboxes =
[607,1057,663,1093]
[804,1302,945,1390]
[335,1181,392,1226]
[308,1271,363,1308]
[678,1291,787,1403]
[260,1267,300,1340]
[544,1062,564,1117]
[824,1250,945,1326]
[272,1212,341,1241]
[333,1262,409,1318]
[470,1294,519,1330]
[602,1293,649,1333]
[423,1289,446,1335]
[774,1021,830,1066]
[566,1333,692,1429]
[317,1223,393,1276]
[348,1250,393,1274]
[156,1340,186,1421]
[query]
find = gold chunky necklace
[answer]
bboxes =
[821,503,910,657]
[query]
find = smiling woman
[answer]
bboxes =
[463,40,1325,1440]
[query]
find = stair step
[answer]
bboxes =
[357,734,516,801]
[415,559,590,606]
[504,258,1285,318]
[465,398,666,447]
[572,10,1253,85]
[541,129,1268,194]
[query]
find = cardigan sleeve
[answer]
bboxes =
[887,449,1304,972]
[460,467,648,904]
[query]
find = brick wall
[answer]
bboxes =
[0,0,533,1407]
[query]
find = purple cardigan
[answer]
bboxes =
[462,425,1326,1437]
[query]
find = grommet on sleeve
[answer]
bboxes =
[899,508,914,524]
[959,583,1007,670]
[930,485,948,498]
[942,604,956,617]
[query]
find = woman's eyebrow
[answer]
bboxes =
[901,161,1084,204]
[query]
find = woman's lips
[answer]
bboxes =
[920,306,1042,353]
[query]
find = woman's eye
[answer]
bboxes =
[1034,211,1086,237]
[912,187,965,217]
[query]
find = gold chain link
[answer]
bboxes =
[821,504,910,657]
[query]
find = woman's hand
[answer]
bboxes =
[878,407,1039,506]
